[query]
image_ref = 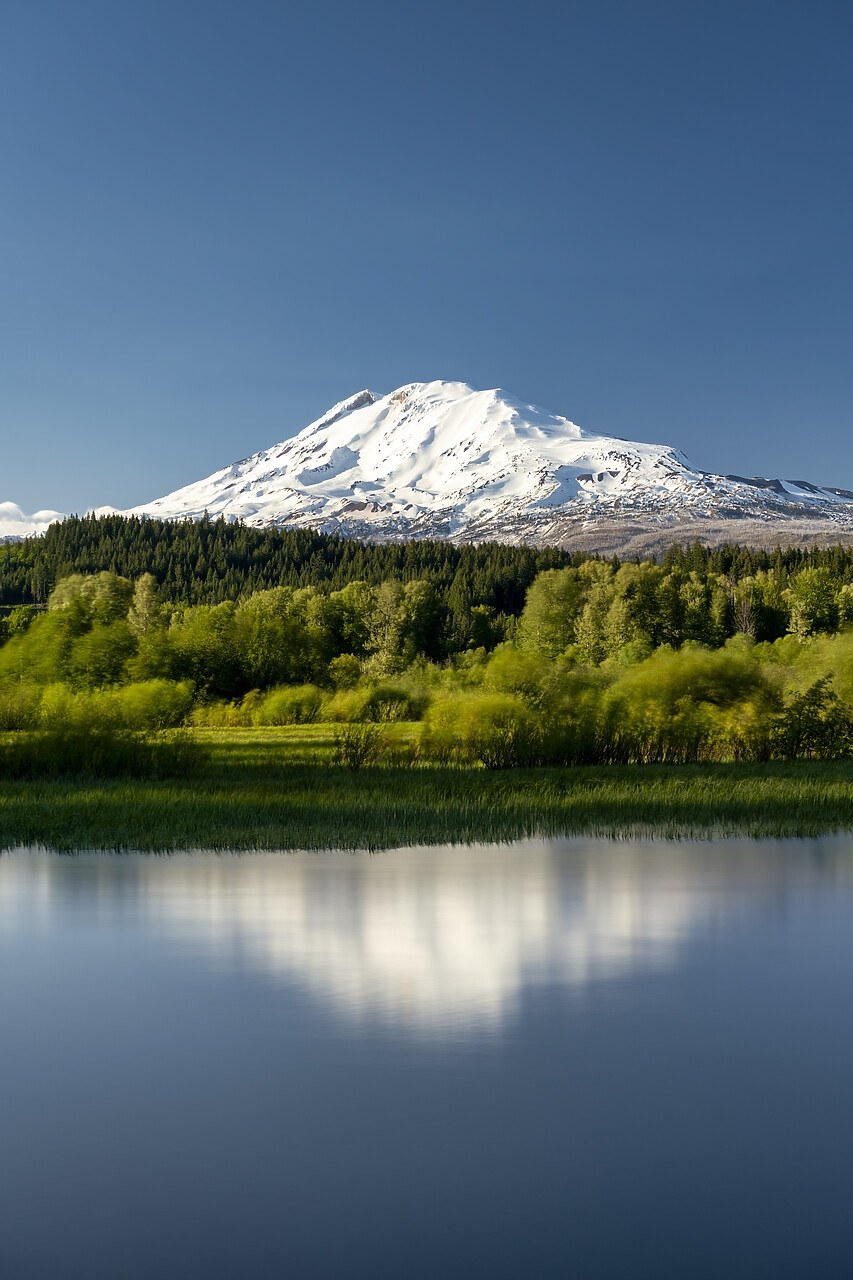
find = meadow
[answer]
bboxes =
[2,724,853,852]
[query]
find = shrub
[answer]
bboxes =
[115,680,195,730]
[360,683,425,722]
[0,682,42,730]
[483,647,555,704]
[334,722,384,770]
[38,683,122,731]
[599,645,777,764]
[253,684,324,725]
[321,686,374,723]
[190,699,238,728]
[190,690,265,728]
[422,693,541,768]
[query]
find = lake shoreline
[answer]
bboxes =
[2,727,853,851]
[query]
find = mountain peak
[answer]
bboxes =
[6,381,853,551]
[119,380,853,546]
[314,388,377,431]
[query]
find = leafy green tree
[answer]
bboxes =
[0,605,37,644]
[468,605,500,650]
[366,581,406,673]
[517,568,583,656]
[320,581,376,656]
[127,574,162,635]
[238,588,332,685]
[328,653,361,689]
[48,572,133,621]
[709,586,734,646]
[621,564,665,646]
[771,677,851,758]
[125,627,179,682]
[787,568,839,640]
[63,621,137,688]
[170,602,242,697]
[0,593,140,689]
[400,579,446,661]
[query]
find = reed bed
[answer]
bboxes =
[1,725,852,851]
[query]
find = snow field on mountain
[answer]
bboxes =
[123,380,707,533]
[4,380,853,543]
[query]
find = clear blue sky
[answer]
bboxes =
[3,0,852,513]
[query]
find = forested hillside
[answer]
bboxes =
[0,515,572,615]
[3,515,853,649]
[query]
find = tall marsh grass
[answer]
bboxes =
[0,728,205,780]
[1,725,852,852]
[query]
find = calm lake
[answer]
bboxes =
[3,837,853,1278]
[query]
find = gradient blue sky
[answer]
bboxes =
[3,0,852,513]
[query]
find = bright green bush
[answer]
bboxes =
[482,646,557,705]
[188,690,262,727]
[322,686,372,723]
[189,699,241,728]
[115,680,196,730]
[38,683,123,730]
[322,682,425,723]
[597,645,777,764]
[360,683,426,722]
[0,682,42,731]
[253,684,324,726]
[422,692,541,768]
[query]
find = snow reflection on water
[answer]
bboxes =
[8,836,846,1036]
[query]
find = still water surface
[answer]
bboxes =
[2,837,853,1278]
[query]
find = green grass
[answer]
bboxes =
[1,724,853,852]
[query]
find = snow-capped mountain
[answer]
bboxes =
[122,380,853,547]
[5,381,853,551]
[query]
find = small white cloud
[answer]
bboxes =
[0,502,66,539]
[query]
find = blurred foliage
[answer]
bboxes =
[3,531,853,763]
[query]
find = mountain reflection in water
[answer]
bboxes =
[8,837,848,1036]
[4,837,853,1280]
